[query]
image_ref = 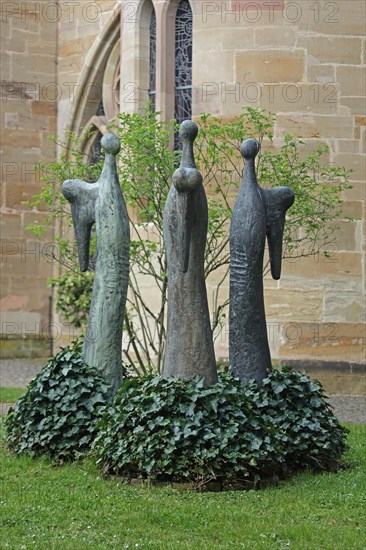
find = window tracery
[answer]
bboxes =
[149,8,157,110]
[174,0,193,148]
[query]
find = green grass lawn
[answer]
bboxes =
[1,423,365,550]
[0,387,25,403]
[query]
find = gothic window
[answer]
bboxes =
[149,8,157,111]
[174,0,192,147]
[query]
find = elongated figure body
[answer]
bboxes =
[62,134,130,397]
[229,138,294,385]
[163,121,217,385]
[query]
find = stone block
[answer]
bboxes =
[5,183,45,210]
[0,146,42,168]
[4,110,51,132]
[337,66,365,97]
[31,101,56,117]
[278,321,365,364]
[275,114,354,139]
[40,22,59,43]
[361,128,366,154]
[57,54,84,75]
[58,21,77,43]
[260,83,338,114]
[220,27,255,50]
[11,17,39,34]
[236,49,304,83]
[337,139,361,154]
[343,181,366,202]
[307,64,335,84]
[27,40,56,56]
[194,13,230,31]
[264,288,323,321]
[340,201,363,220]
[324,290,365,323]
[9,275,51,310]
[220,85,261,117]
[0,294,29,311]
[193,29,221,52]
[297,35,362,65]
[341,97,366,116]
[281,252,362,279]
[0,18,11,39]
[0,311,42,335]
[193,85,225,117]
[334,153,366,182]
[58,36,95,57]
[255,26,296,49]
[0,213,22,239]
[296,0,366,36]
[278,361,366,396]
[1,36,27,53]
[331,220,359,251]
[0,277,11,298]
[11,53,56,85]
[1,51,11,80]
[280,274,362,293]
[0,253,41,278]
[195,50,235,83]
[5,129,41,149]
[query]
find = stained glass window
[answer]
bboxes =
[149,8,157,111]
[174,0,192,149]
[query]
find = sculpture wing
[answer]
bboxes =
[261,187,295,280]
[62,179,99,272]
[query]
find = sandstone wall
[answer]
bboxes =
[1,0,58,357]
[191,0,365,369]
[1,0,364,373]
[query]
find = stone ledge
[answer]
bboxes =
[276,359,366,396]
[278,359,365,376]
[0,336,50,359]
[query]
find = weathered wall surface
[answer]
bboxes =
[191,0,365,369]
[1,0,365,375]
[1,1,58,356]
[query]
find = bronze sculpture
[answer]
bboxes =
[162,121,217,385]
[62,134,130,397]
[229,138,294,385]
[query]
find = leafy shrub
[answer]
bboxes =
[94,374,282,483]
[253,368,349,471]
[94,369,348,484]
[4,348,109,462]
[49,270,94,328]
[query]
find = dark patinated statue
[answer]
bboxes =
[229,138,294,386]
[62,134,130,397]
[162,120,217,385]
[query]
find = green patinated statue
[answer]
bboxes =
[62,134,130,397]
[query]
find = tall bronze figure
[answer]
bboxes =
[62,134,130,397]
[163,121,217,385]
[229,138,294,386]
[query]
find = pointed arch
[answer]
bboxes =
[65,7,121,145]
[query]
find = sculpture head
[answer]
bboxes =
[172,120,202,273]
[179,119,198,142]
[101,133,121,156]
[240,138,260,161]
